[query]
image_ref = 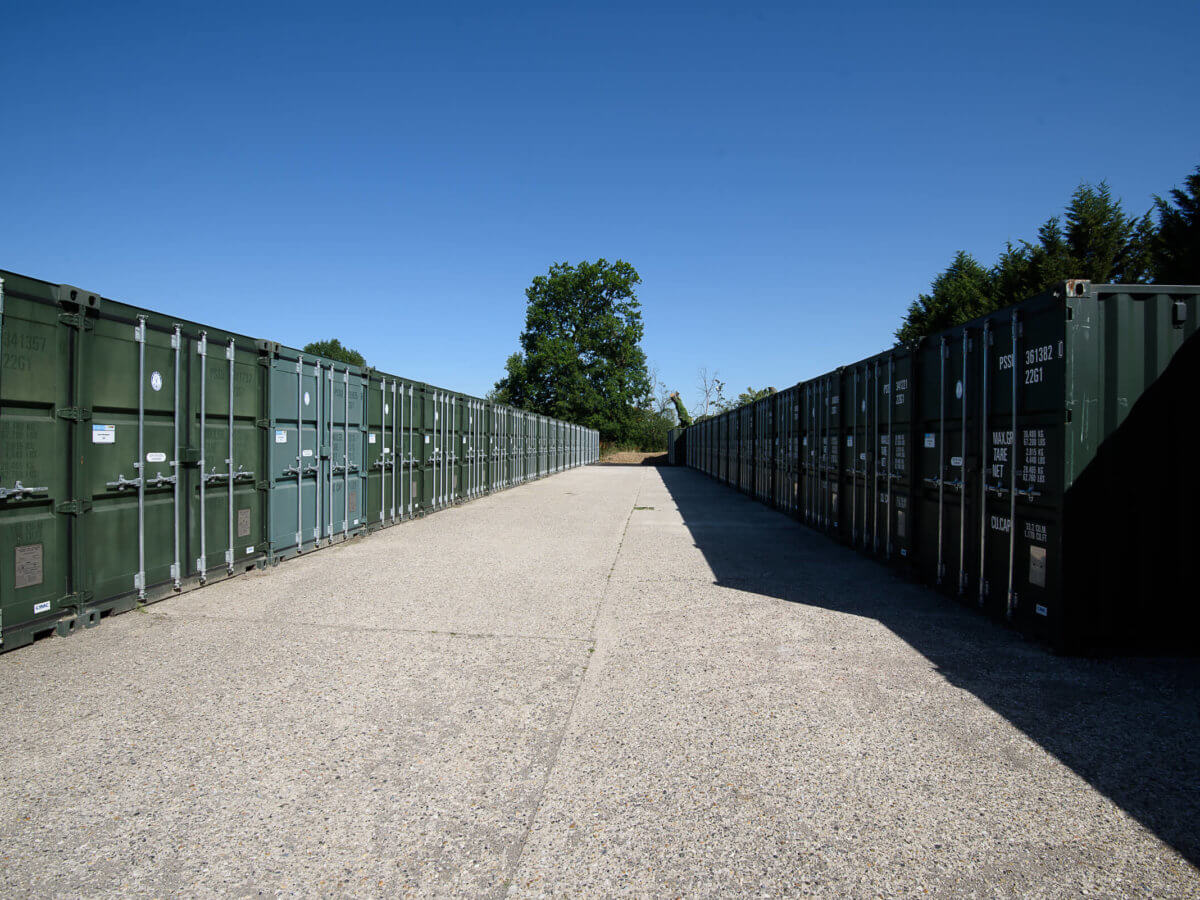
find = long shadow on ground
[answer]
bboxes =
[658,465,1200,869]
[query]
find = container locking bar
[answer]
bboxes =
[226,339,236,572]
[170,325,182,588]
[872,359,880,553]
[406,385,414,515]
[957,328,970,594]
[977,321,991,607]
[935,337,947,583]
[380,378,389,524]
[295,359,303,547]
[0,481,50,501]
[391,379,400,520]
[134,317,148,599]
[326,367,334,540]
[342,368,349,536]
[1006,311,1020,619]
[196,333,208,581]
[885,354,894,558]
[314,362,322,542]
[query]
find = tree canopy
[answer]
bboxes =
[493,259,652,443]
[894,173,1193,346]
[732,386,776,408]
[1151,165,1200,284]
[303,338,366,367]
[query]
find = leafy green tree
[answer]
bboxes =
[733,386,776,408]
[668,391,692,427]
[897,180,1160,344]
[303,338,366,367]
[896,251,996,345]
[1061,181,1151,283]
[494,259,651,443]
[1151,165,1200,284]
[625,407,676,452]
[991,241,1042,309]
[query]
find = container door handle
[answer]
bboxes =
[0,481,50,501]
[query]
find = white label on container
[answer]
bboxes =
[384,403,389,414]
[1030,546,1047,588]
[951,455,963,467]
[275,429,288,444]
[369,434,376,444]
[304,391,311,406]
[34,601,51,614]
[1035,603,1048,617]
[424,435,430,444]
[146,452,167,463]
[150,371,163,392]
[302,449,313,457]
[92,425,116,444]
[924,433,935,448]
[246,546,255,555]
[955,380,963,399]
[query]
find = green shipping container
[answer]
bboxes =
[0,271,269,650]
[683,281,1200,651]
[1,268,598,655]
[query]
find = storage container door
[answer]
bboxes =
[267,356,320,557]
[0,278,77,647]
[364,374,387,529]
[978,306,1065,631]
[84,314,188,606]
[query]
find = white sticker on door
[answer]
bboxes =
[1030,546,1047,588]
[146,452,167,463]
[369,434,376,444]
[92,425,116,444]
[275,429,288,444]
[150,371,163,392]
[924,433,935,448]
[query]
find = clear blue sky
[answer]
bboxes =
[4,1,1197,415]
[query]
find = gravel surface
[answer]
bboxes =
[1,465,1196,897]
[598,451,666,465]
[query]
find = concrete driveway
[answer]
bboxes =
[1,465,1197,897]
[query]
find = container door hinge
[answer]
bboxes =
[58,590,94,606]
[58,312,85,329]
[56,499,93,515]
[56,407,92,421]
[255,480,269,491]
[256,418,276,430]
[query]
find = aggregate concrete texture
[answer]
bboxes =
[0,465,1196,898]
